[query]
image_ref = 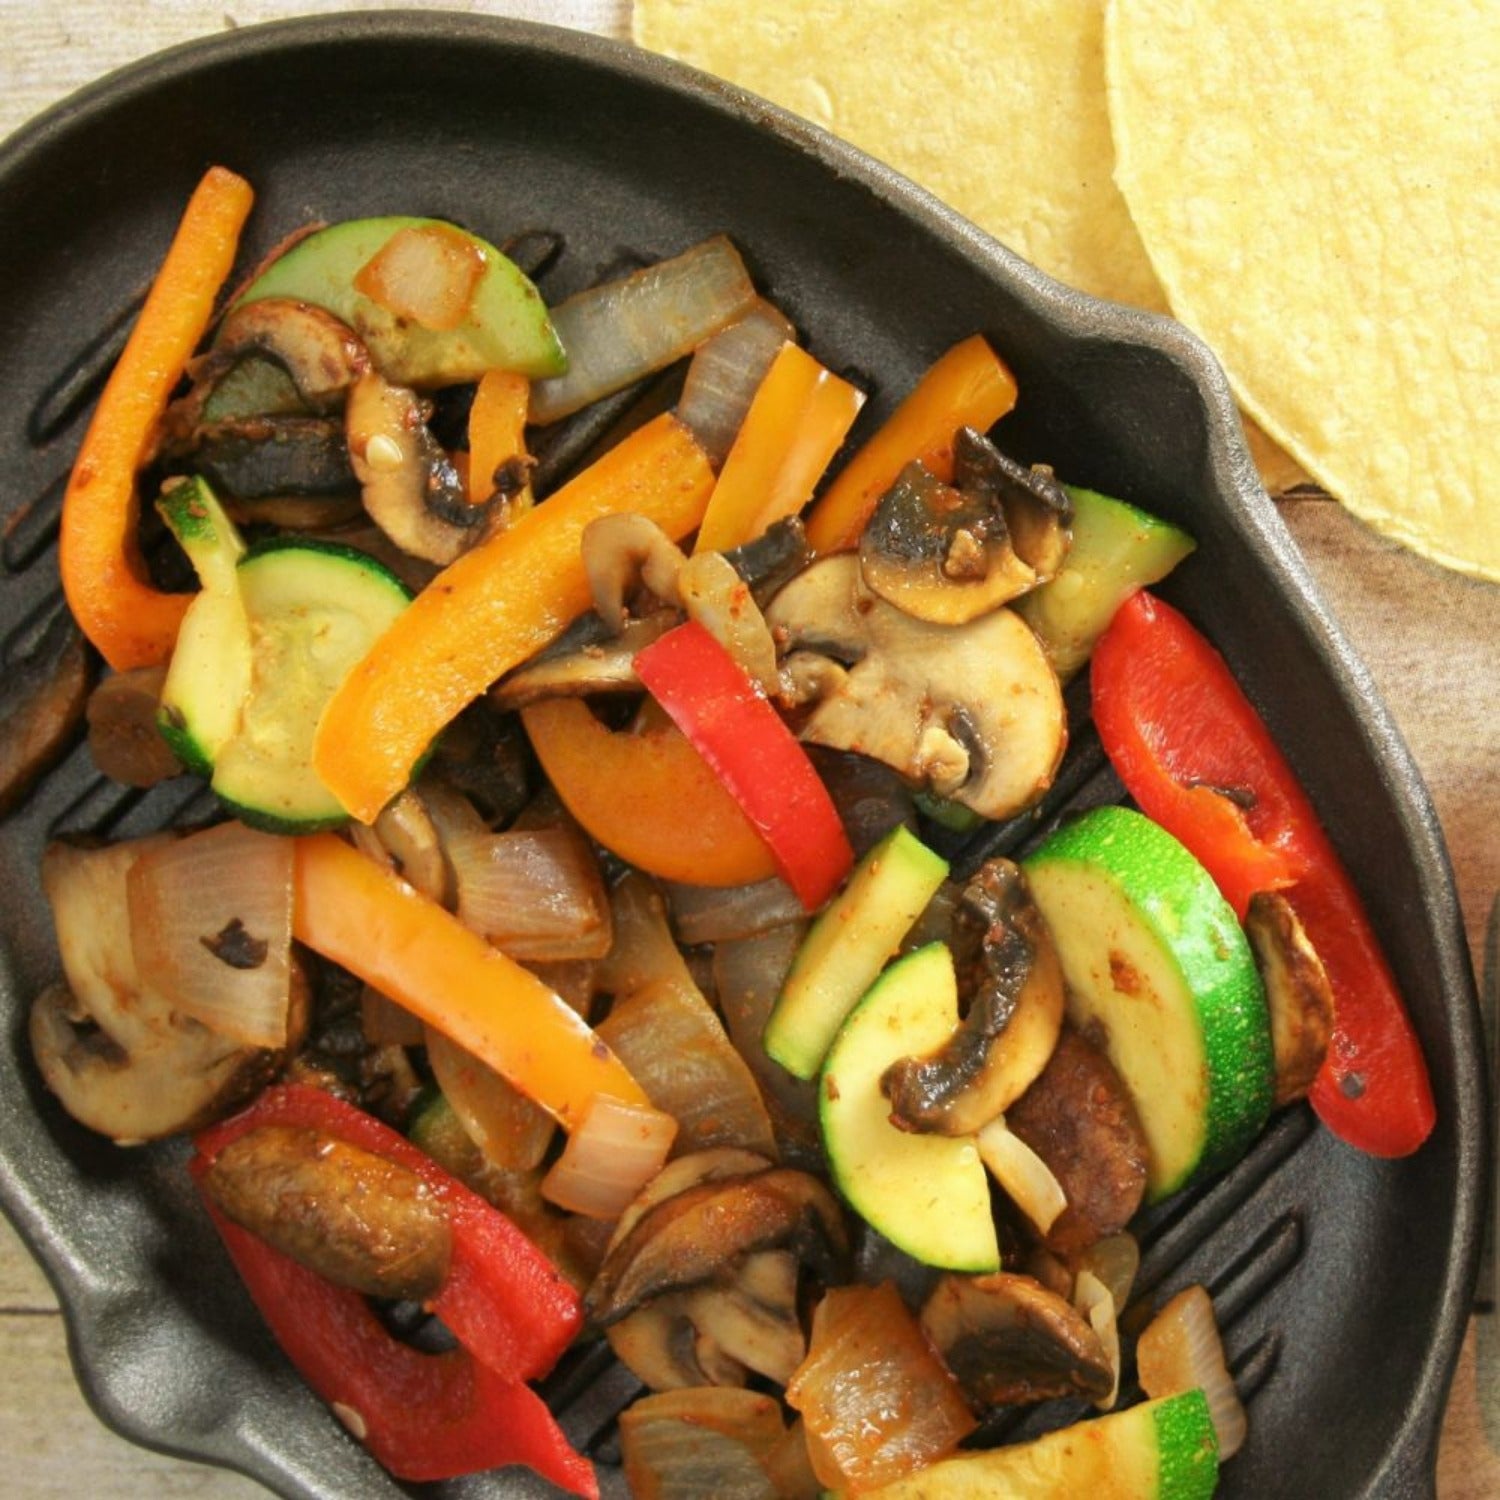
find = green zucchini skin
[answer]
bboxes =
[232,215,566,385]
[160,508,411,833]
[1016,486,1195,679]
[844,1388,1219,1497]
[818,942,1001,1274]
[765,824,949,1081]
[1024,805,1273,1200]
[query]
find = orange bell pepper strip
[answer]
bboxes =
[60,166,255,671]
[467,368,533,510]
[313,411,714,824]
[803,334,1018,554]
[520,697,779,887]
[293,833,649,1126]
[694,342,865,554]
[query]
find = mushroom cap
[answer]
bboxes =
[920,1271,1114,1410]
[766,554,1066,820]
[29,838,298,1144]
[883,858,1066,1136]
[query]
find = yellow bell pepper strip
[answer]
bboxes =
[467,367,533,510]
[312,411,714,824]
[60,166,255,671]
[292,833,650,1126]
[694,341,865,554]
[520,697,780,887]
[803,335,1018,555]
[632,620,853,910]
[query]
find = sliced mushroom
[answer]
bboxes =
[200,1123,452,1300]
[859,460,1036,624]
[606,1295,751,1391]
[346,369,491,565]
[681,1249,807,1385]
[1004,1025,1150,1256]
[348,787,454,907]
[724,517,811,605]
[181,415,358,500]
[0,609,91,817]
[162,299,370,436]
[210,298,371,413]
[495,516,809,709]
[1246,890,1335,1106]
[765,554,1066,821]
[600,1149,781,1388]
[30,838,302,1143]
[582,513,688,633]
[951,426,1073,580]
[920,1271,1114,1410]
[594,1153,844,1391]
[492,611,678,710]
[587,1163,848,1326]
[85,665,182,789]
[883,858,1066,1136]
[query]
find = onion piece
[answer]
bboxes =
[1076,1231,1140,1313]
[1072,1269,1121,1411]
[677,549,779,695]
[620,1387,785,1500]
[1137,1284,1248,1460]
[530,236,759,423]
[353,222,486,331]
[787,1283,976,1493]
[425,1022,557,1172]
[677,301,796,467]
[449,824,612,961]
[667,875,805,946]
[713,925,821,1162]
[125,821,294,1049]
[976,1114,1068,1235]
[597,874,777,1158]
[541,1092,678,1219]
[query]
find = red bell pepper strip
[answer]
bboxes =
[1091,590,1435,1157]
[191,1085,595,1493]
[632,620,854,910]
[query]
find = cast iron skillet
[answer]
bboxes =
[0,12,1484,1499]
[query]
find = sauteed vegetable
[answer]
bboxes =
[30,165,1432,1498]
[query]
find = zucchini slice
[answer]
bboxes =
[232,215,566,385]
[1023,805,1273,1199]
[1015,486,1195,679]
[819,942,1000,1273]
[157,478,251,776]
[160,481,410,833]
[850,1390,1219,1498]
[765,825,949,1080]
[213,538,411,831]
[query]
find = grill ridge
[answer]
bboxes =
[26,295,143,449]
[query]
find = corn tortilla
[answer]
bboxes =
[633,0,1308,492]
[1106,0,1498,582]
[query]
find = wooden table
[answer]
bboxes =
[1,3,1495,1495]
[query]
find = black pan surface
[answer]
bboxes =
[0,12,1485,1500]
